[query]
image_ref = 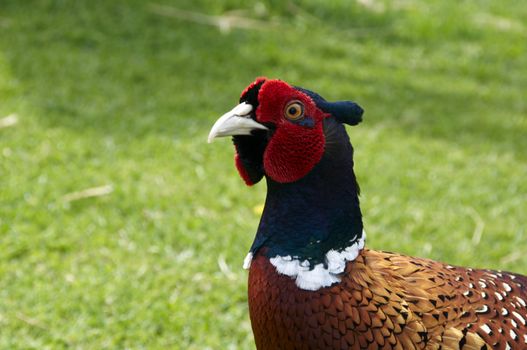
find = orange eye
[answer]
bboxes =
[284,101,304,121]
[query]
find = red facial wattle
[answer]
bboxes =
[255,80,329,183]
[240,77,267,101]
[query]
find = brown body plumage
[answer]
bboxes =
[249,249,527,350]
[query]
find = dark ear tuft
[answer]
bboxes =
[322,101,363,126]
[293,86,363,126]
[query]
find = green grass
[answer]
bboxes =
[0,0,526,348]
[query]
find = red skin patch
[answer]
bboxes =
[234,78,328,184]
[256,80,328,183]
[240,77,267,99]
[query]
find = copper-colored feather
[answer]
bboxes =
[248,249,527,349]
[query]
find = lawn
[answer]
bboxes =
[0,0,526,349]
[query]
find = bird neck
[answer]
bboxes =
[249,122,364,267]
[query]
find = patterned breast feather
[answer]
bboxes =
[248,249,527,350]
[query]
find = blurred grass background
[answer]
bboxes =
[0,0,526,348]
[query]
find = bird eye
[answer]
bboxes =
[284,101,304,121]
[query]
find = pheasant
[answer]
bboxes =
[208,78,527,349]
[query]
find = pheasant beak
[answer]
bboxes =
[208,102,268,143]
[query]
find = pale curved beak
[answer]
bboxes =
[207,102,268,143]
